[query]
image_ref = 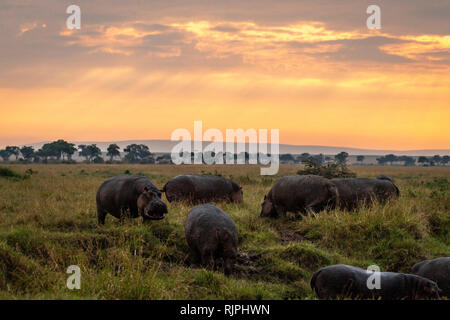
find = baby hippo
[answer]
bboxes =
[185,204,238,275]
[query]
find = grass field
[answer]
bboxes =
[0,164,449,299]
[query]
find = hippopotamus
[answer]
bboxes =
[96,175,168,225]
[412,257,450,297]
[311,264,441,300]
[163,174,243,203]
[330,176,399,210]
[184,204,239,275]
[260,175,338,218]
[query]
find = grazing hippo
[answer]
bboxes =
[96,175,168,225]
[184,204,238,275]
[311,264,441,300]
[163,174,243,203]
[260,175,338,218]
[330,177,399,210]
[412,257,450,297]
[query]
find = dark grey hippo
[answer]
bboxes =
[412,257,450,297]
[184,204,238,275]
[311,264,441,300]
[331,176,399,210]
[260,175,338,218]
[163,174,243,203]
[96,175,168,225]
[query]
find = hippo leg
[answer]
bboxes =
[189,249,201,266]
[306,197,328,213]
[274,205,286,218]
[201,250,215,270]
[97,207,107,225]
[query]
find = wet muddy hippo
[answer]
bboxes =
[331,176,399,210]
[311,264,441,300]
[260,175,338,218]
[412,257,450,297]
[185,204,238,275]
[96,175,168,225]
[163,174,243,203]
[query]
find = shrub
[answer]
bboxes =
[297,159,356,179]
[0,167,29,180]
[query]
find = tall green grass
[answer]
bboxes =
[0,164,448,299]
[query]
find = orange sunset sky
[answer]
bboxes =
[0,0,449,150]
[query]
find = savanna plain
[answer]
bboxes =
[0,164,449,299]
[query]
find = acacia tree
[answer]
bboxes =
[20,146,35,161]
[107,144,121,161]
[432,155,442,166]
[335,152,349,165]
[5,146,20,160]
[124,144,153,163]
[398,155,416,166]
[418,156,429,166]
[0,149,10,161]
[384,154,398,166]
[78,144,101,162]
[442,155,449,166]
[356,155,365,164]
[376,157,387,165]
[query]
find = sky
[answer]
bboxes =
[0,0,449,150]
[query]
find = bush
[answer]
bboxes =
[93,157,105,164]
[297,159,356,179]
[0,167,29,180]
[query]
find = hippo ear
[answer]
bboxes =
[142,186,152,195]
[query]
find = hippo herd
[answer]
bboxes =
[95,173,449,300]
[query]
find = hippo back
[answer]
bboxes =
[331,177,399,210]
[269,175,338,214]
[164,174,239,203]
[185,204,238,246]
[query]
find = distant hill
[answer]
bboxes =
[19,139,449,156]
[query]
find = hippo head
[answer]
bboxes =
[230,182,243,202]
[232,188,243,202]
[138,186,168,220]
[259,195,277,218]
[415,279,441,300]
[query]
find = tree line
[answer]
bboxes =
[375,154,449,166]
[0,140,448,166]
[0,140,156,164]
